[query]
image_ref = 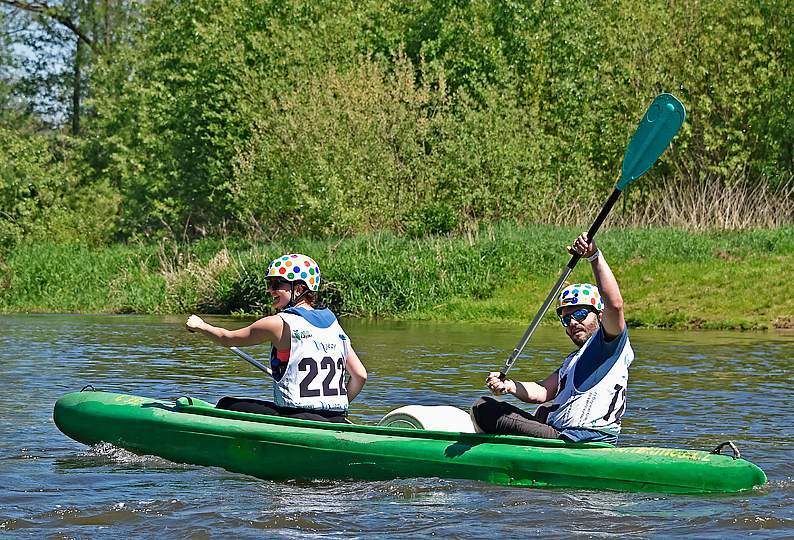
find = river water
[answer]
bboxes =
[0,314,791,538]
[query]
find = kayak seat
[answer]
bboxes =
[378,405,476,433]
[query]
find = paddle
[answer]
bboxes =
[229,346,273,377]
[499,93,686,377]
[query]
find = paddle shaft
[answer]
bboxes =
[230,346,273,377]
[500,188,622,377]
[497,93,684,378]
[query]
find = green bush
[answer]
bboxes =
[4,0,789,243]
[0,127,119,251]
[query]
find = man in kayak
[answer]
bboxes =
[186,253,367,423]
[470,233,633,444]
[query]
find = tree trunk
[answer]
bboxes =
[72,35,81,135]
[104,0,110,49]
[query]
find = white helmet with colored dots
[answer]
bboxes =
[556,283,603,315]
[266,254,321,291]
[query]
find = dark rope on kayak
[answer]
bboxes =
[80,384,96,392]
[710,440,741,460]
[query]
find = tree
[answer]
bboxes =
[0,0,132,134]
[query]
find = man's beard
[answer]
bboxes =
[569,328,593,348]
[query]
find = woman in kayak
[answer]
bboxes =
[186,253,367,423]
[471,232,633,444]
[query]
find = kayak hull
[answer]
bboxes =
[53,390,767,494]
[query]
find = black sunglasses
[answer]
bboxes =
[560,307,595,327]
[266,278,290,291]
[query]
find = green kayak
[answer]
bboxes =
[53,389,767,494]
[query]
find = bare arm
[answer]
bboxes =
[344,347,367,401]
[186,314,286,348]
[569,233,626,339]
[486,371,559,404]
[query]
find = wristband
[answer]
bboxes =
[586,249,601,262]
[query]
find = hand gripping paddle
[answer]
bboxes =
[499,93,685,377]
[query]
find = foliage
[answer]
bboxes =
[1,0,792,243]
[0,127,119,251]
[86,0,370,238]
[0,0,136,129]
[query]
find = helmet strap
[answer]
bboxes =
[287,282,310,308]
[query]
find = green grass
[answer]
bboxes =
[1,225,792,329]
[432,255,793,330]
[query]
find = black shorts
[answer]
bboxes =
[216,396,348,424]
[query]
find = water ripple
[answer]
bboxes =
[1,314,792,538]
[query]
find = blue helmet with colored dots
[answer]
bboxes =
[266,254,321,291]
[556,283,603,315]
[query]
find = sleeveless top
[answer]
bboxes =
[270,308,351,412]
[542,327,634,439]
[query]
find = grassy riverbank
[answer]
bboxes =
[1,225,792,330]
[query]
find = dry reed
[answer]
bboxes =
[619,172,794,230]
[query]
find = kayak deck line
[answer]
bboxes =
[53,390,768,494]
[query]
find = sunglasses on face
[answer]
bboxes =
[266,279,290,291]
[560,308,595,327]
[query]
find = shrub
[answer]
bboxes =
[0,127,119,251]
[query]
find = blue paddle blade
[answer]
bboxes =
[617,93,686,190]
